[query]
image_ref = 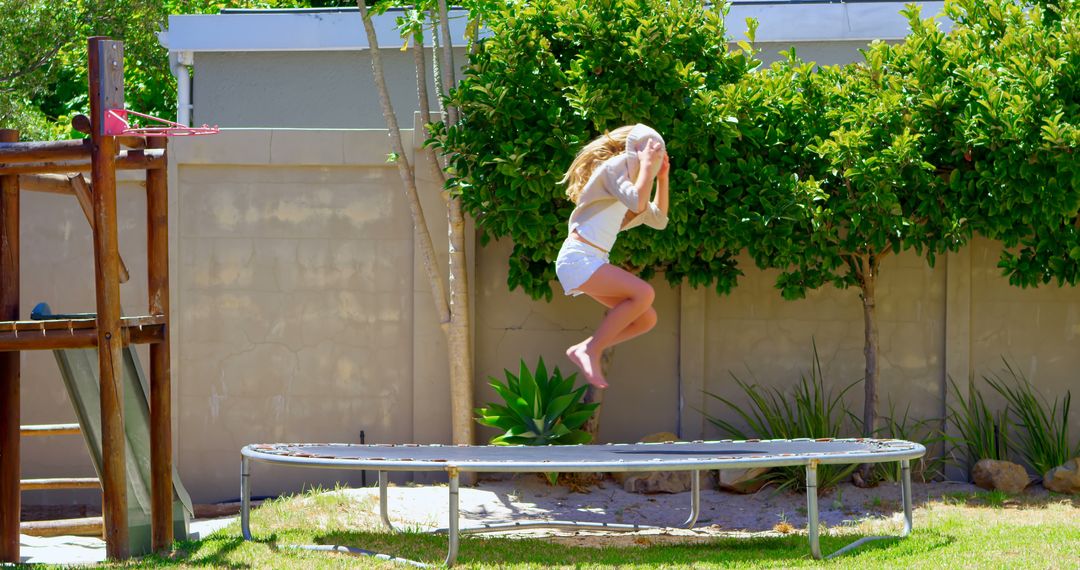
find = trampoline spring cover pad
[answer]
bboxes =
[243,439,925,472]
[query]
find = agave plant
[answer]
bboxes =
[475,357,598,446]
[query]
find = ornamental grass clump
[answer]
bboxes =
[984,360,1077,480]
[873,400,945,484]
[944,376,1010,472]
[705,343,861,494]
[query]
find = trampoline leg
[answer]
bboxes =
[811,459,916,559]
[682,470,701,528]
[446,468,460,567]
[901,459,913,537]
[379,471,401,532]
[806,462,822,560]
[241,456,252,541]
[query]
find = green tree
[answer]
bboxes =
[437,0,757,300]
[437,0,1078,449]
[936,0,1080,287]
[748,50,959,448]
[0,0,335,140]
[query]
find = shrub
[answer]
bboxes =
[436,0,758,300]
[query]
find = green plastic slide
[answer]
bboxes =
[32,303,192,555]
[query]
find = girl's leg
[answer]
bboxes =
[565,306,656,387]
[573,296,657,347]
[566,264,655,388]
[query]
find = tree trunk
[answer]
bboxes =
[434,1,474,449]
[860,254,879,439]
[357,2,450,329]
[447,197,474,445]
[358,2,474,448]
[857,253,880,483]
[411,18,447,187]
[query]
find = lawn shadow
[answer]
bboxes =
[307,527,957,567]
[134,534,274,569]
[938,488,1080,510]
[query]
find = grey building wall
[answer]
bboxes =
[191,41,875,130]
[754,40,896,66]
[193,48,467,129]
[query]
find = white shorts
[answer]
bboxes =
[555,237,609,296]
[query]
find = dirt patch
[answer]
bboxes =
[328,473,1073,549]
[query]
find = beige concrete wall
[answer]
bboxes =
[693,251,946,440]
[15,128,1080,507]
[968,238,1080,446]
[170,130,427,502]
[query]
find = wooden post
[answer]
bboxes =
[145,136,172,552]
[89,36,129,561]
[0,128,20,564]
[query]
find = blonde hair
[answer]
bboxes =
[559,125,635,204]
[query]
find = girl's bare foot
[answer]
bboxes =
[566,343,607,389]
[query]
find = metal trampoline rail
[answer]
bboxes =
[240,439,925,566]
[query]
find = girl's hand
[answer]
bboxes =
[639,139,664,178]
[658,152,670,179]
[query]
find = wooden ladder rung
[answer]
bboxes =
[0,315,167,351]
[20,423,81,437]
[20,478,100,491]
[20,516,103,538]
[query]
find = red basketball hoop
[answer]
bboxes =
[104,109,220,137]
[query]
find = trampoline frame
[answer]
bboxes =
[240,439,924,567]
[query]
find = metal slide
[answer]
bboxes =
[32,303,192,555]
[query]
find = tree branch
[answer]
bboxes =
[357,0,451,327]
[0,44,64,85]
[411,13,448,190]
[436,0,458,125]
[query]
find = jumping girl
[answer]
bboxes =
[555,124,670,389]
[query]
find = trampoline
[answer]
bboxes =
[241,438,925,566]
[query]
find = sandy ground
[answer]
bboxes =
[332,475,991,547]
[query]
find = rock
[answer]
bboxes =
[971,459,1030,494]
[618,470,694,494]
[1043,458,1080,494]
[613,432,692,494]
[716,467,770,494]
[638,432,680,444]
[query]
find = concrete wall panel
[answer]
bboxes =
[15,129,1080,506]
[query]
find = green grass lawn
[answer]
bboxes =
[65,488,1080,569]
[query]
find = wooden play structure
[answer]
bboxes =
[0,37,202,562]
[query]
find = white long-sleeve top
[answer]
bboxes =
[567,152,668,251]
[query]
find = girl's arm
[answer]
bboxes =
[632,139,665,213]
[653,153,669,218]
[620,152,670,231]
[600,139,664,214]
